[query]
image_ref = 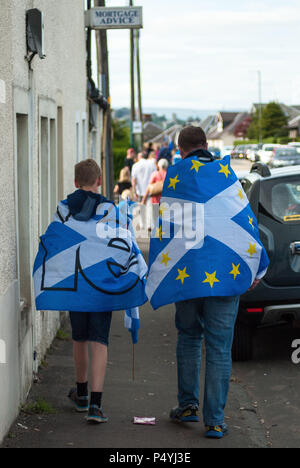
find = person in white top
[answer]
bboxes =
[131,153,156,233]
[132,153,156,201]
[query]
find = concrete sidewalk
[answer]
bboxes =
[2,299,267,449]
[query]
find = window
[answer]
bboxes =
[41,117,49,233]
[40,114,57,233]
[272,181,300,222]
[16,114,31,305]
[57,107,64,200]
[76,121,80,162]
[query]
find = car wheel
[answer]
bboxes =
[232,320,254,361]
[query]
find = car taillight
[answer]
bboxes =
[247,308,263,313]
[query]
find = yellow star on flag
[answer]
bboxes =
[155,226,165,241]
[230,263,241,280]
[161,252,171,268]
[238,189,244,200]
[191,160,205,173]
[168,175,180,190]
[176,267,190,285]
[218,163,231,179]
[247,243,257,257]
[202,271,220,288]
[248,216,255,229]
[159,203,168,218]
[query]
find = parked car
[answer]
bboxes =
[257,143,281,165]
[269,146,300,168]
[246,144,262,162]
[233,163,300,361]
[231,145,249,159]
[208,146,221,159]
[221,145,234,158]
[288,142,300,154]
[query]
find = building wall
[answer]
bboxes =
[0,0,89,443]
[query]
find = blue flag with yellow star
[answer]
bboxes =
[146,154,269,310]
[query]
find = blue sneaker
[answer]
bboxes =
[68,388,89,413]
[170,405,199,422]
[205,423,229,439]
[87,405,108,424]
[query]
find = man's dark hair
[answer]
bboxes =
[178,126,207,153]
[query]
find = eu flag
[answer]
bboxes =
[146,155,269,310]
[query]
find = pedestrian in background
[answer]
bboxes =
[142,158,169,206]
[113,167,132,198]
[157,141,172,164]
[124,148,136,172]
[131,153,156,202]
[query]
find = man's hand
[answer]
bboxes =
[248,279,261,292]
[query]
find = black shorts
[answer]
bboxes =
[69,311,113,346]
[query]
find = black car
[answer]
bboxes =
[269,146,300,168]
[232,163,300,361]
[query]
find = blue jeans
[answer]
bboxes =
[175,296,239,426]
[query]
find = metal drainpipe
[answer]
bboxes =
[28,66,38,374]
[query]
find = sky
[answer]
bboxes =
[91,0,300,114]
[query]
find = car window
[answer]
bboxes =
[271,181,300,222]
[275,149,298,158]
[264,147,275,151]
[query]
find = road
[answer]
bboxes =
[231,159,300,448]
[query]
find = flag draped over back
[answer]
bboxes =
[33,199,148,313]
[146,155,269,310]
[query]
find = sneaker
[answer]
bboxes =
[68,388,89,413]
[87,405,108,424]
[169,404,199,422]
[205,423,229,439]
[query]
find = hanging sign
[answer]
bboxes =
[85,7,143,30]
[132,121,143,134]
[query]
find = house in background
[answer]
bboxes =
[288,115,300,139]
[207,112,251,150]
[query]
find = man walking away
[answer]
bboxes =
[146,126,269,439]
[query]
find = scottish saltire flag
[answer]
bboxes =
[33,199,148,313]
[124,307,140,344]
[146,155,269,310]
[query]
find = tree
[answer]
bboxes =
[112,119,130,180]
[247,110,260,140]
[247,102,288,140]
[261,102,288,138]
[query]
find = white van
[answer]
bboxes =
[257,144,281,164]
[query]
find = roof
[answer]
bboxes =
[143,121,164,141]
[219,112,240,128]
[148,124,183,144]
[199,115,217,133]
[288,114,300,129]
[252,102,300,121]
[207,112,250,140]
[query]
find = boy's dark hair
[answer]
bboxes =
[75,159,101,187]
[178,126,207,153]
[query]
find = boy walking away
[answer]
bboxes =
[33,159,147,424]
